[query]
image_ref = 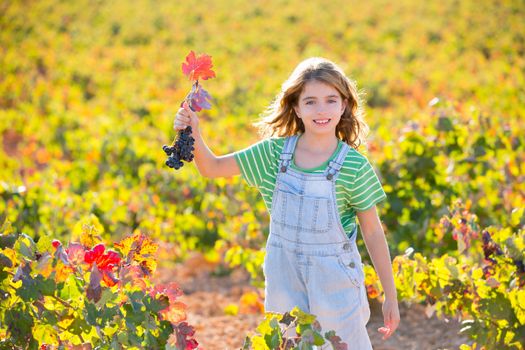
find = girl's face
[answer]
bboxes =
[294,80,347,137]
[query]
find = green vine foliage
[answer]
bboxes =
[242,306,347,350]
[364,200,525,349]
[376,107,524,256]
[0,219,198,350]
[1,1,524,349]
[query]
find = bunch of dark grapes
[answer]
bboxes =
[163,126,195,170]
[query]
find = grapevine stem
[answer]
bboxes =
[52,294,74,309]
[183,80,199,113]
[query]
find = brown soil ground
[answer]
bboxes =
[154,251,470,350]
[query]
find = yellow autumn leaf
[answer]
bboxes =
[72,215,104,249]
[240,291,264,314]
[224,303,239,316]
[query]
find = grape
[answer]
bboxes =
[163,126,195,170]
[163,145,174,156]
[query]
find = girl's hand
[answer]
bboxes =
[378,297,400,340]
[173,101,200,132]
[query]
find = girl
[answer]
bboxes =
[173,57,400,349]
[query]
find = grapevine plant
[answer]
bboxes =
[364,200,525,349]
[0,219,198,349]
[242,306,348,350]
[163,51,215,170]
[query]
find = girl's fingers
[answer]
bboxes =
[182,101,197,118]
[182,101,193,115]
[381,311,400,340]
[379,311,394,339]
[176,115,190,123]
[174,101,198,130]
[378,327,391,340]
[383,314,391,329]
[173,109,191,129]
[173,122,189,130]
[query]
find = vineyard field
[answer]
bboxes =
[1,0,524,349]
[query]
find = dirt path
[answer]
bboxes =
[154,252,469,350]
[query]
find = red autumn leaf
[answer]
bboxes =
[149,281,183,299]
[181,51,216,81]
[84,243,121,272]
[150,282,186,323]
[66,242,86,265]
[171,322,198,350]
[84,244,105,264]
[84,243,121,287]
[96,250,120,271]
[52,239,61,249]
[161,300,187,324]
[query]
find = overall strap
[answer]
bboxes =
[279,135,299,173]
[323,142,350,181]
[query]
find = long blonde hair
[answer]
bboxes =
[253,57,369,149]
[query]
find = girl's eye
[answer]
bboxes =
[305,101,315,105]
[328,100,337,103]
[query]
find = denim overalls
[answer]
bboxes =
[264,134,373,350]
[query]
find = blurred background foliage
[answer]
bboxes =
[1,0,523,269]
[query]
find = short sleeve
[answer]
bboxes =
[349,157,387,211]
[233,138,275,188]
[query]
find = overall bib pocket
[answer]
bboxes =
[271,186,333,233]
[338,252,365,288]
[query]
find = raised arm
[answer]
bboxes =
[173,102,240,178]
[193,131,240,178]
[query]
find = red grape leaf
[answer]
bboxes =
[169,322,198,350]
[161,300,187,324]
[66,243,86,265]
[84,243,121,272]
[150,282,186,323]
[181,51,216,81]
[83,243,121,288]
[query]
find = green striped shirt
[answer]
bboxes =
[233,136,387,238]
